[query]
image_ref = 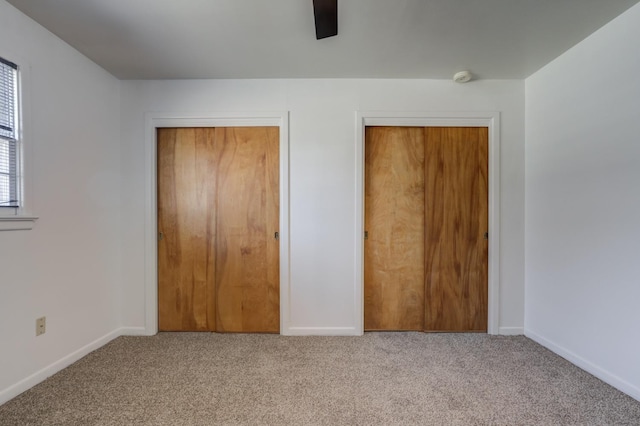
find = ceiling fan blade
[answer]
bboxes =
[313,0,338,39]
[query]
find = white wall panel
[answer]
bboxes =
[525,2,640,400]
[119,78,525,334]
[0,1,121,403]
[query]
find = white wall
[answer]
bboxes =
[525,3,640,400]
[119,78,525,335]
[0,1,122,404]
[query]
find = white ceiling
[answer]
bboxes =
[6,0,640,80]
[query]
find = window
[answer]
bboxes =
[0,55,35,230]
[0,57,18,208]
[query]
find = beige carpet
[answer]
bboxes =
[1,333,639,425]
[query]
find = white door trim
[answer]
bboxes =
[355,111,501,335]
[143,111,290,335]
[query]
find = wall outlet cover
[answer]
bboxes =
[36,317,46,336]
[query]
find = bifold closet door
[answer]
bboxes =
[157,127,280,333]
[364,127,426,331]
[364,126,488,332]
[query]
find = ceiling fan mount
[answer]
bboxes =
[313,0,338,40]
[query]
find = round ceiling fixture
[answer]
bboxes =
[453,70,472,83]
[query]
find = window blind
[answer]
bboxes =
[0,57,18,207]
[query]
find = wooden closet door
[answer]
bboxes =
[364,127,425,330]
[157,128,218,331]
[215,127,280,333]
[424,127,488,332]
[157,126,279,333]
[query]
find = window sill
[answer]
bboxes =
[0,215,38,231]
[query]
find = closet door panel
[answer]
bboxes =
[424,127,488,332]
[215,127,280,333]
[364,127,425,330]
[157,128,218,331]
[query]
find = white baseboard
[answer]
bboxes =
[284,327,524,336]
[283,326,362,336]
[499,326,524,335]
[525,329,640,402]
[0,328,125,405]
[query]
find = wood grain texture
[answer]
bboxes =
[424,127,488,332]
[364,127,425,330]
[157,128,218,331]
[215,127,280,333]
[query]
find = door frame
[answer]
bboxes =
[355,111,501,335]
[143,111,290,335]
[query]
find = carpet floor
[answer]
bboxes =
[1,333,639,425]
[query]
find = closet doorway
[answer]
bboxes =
[157,127,280,333]
[364,126,488,332]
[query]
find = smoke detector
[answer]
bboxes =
[453,70,472,83]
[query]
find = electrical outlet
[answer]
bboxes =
[36,317,46,336]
